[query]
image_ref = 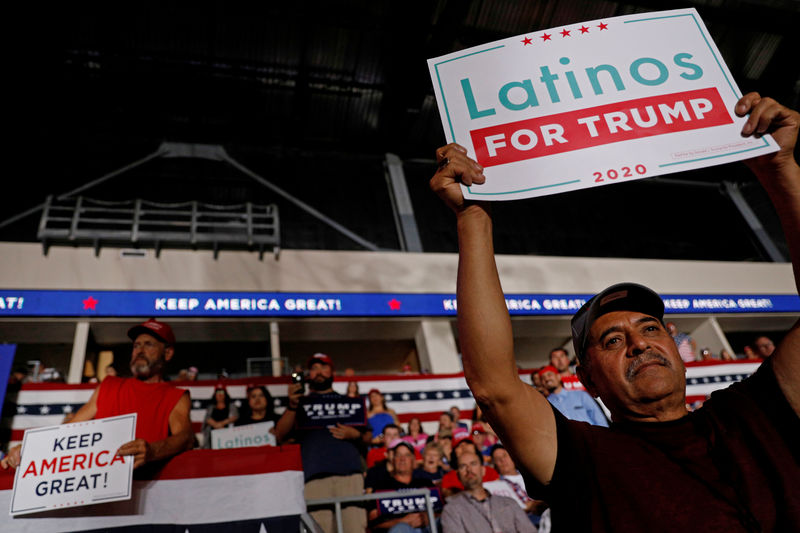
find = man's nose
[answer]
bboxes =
[626,332,649,357]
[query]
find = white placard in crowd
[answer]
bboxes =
[427,8,778,201]
[10,414,135,516]
[211,421,276,449]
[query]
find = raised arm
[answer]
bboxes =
[737,93,800,415]
[430,144,557,485]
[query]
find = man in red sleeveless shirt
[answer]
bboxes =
[3,319,192,470]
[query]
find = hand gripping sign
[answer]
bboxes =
[427,8,778,201]
[10,414,135,516]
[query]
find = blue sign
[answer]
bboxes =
[0,344,17,416]
[296,395,367,429]
[0,290,797,318]
[377,488,443,515]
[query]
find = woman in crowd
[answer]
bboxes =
[367,388,399,444]
[235,384,278,426]
[345,380,360,398]
[403,416,428,452]
[202,384,239,448]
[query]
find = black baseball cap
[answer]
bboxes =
[571,283,664,362]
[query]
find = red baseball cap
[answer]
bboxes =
[307,353,334,369]
[471,423,487,435]
[537,365,559,377]
[128,319,176,345]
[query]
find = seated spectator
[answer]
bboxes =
[754,335,776,358]
[403,416,429,452]
[367,441,437,532]
[449,405,470,431]
[235,384,278,426]
[720,349,736,361]
[485,444,547,523]
[368,423,402,468]
[441,450,536,532]
[743,345,759,360]
[436,431,454,470]
[437,411,455,435]
[531,369,548,397]
[414,442,446,485]
[365,438,399,493]
[549,347,584,391]
[698,347,714,361]
[346,380,360,398]
[368,388,400,443]
[202,384,239,448]
[470,403,498,440]
[666,321,698,362]
[440,438,499,498]
[470,423,497,461]
[176,368,189,381]
[539,366,609,427]
[186,366,199,380]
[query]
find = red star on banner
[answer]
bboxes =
[521,36,533,45]
[540,33,552,41]
[82,296,98,310]
[560,28,571,37]
[579,25,590,34]
[598,22,608,30]
[388,299,401,311]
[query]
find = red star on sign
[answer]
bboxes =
[598,22,608,30]
[82,296,98,310]
[540,33,552,41]
[560,28,571,37]
[521,36,532,45]
[388,299,401,311]
[579,25,590,34]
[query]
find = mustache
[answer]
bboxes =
[626,351,671,380]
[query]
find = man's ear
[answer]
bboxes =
[576,364,598,398]
[164,346,175,362]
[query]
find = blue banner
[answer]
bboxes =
[0,290,797,318]
[0,344,16,412]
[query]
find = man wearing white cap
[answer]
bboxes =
[430,93,800,531]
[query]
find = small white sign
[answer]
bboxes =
[211,421,276,450]
[10,414,136,516]
[427,8,778,201]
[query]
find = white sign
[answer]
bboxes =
[10,414,135,516]
[427,8,778,201]
[211,421,276,449]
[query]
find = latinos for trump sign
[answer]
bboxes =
[428,8,779,201]
[10,414,135,516]
[296,395,367,430]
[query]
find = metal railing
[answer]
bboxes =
[304,488,439,533]
[37,195,280,259]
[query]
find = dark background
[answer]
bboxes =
[5,0,799,259]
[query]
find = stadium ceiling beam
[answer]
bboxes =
[0,142,383,252]
[722,180,786,262]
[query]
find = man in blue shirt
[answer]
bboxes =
[539,366,609,427]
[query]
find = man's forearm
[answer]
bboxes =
[148,431,193,463]
[274,409,296,444]
[456,205,519,403]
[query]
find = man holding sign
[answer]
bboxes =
[430,92,800,532]
[275,353,370,533]
[2,319,193,472]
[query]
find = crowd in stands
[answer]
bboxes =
[0,318,777,533]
